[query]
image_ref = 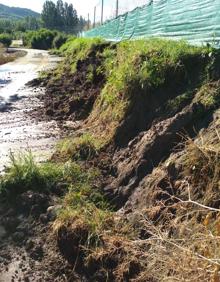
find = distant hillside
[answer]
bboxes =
[0,4,40,20]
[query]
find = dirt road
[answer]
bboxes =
[0,49,61,173]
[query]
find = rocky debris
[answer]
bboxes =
[53,182,68,197]
[29,243,44,261]
[47,205,62,221]
[12,231,26,244]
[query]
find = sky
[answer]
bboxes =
[0,0,147,21]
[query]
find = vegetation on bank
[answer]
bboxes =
[46,38,220,280]
[2,37,220,280]
[50,37,220,148]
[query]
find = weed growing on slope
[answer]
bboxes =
[57,133,103,161]
[53,162,114,250]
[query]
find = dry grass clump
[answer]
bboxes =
[52,132,220,281]
[183,134,220,207]
[54,217,145,281]
[120,209,220,282]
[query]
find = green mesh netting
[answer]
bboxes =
[84,0,220,46]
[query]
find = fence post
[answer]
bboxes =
[88,13,90,29]
[116,0,119,17]
[101,0,104,24]
[93,6,96,28]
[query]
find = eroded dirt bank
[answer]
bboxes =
[2,39,220,281]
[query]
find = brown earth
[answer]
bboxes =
[42,43,111,122]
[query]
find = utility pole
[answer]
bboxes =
[101,0,104,25]
[93,6,96,28]
[88,13,90,29]
[116,0,119,18]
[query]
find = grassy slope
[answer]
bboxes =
[2,38,220,280]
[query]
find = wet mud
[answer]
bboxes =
[0,49,61,173]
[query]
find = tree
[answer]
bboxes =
[25,16,40,30]
[77,16,87,33]
[0,34,12,50]
[65,3,78,32]
[56,0,65,28]
[41,1,57,29]
[41,0,78,34]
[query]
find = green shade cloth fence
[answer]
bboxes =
[84,0,220,46]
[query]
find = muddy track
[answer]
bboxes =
[0,50,65,281]
[0,49,61,172]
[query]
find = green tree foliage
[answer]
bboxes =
[0,34,12,48]
[41,0,79,33]
[41,1,57,30]
[0,17,41,35]
[23,29,58,50]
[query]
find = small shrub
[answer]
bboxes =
[23,29,58,50]
[0,34,12,48]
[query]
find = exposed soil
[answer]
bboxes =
[0,189,79,282]
[43,44,110,121]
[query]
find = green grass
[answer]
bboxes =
[55,37,105,77]
[100,39,207,105]
[0,151,111,247]
[57,133,103,161]
[87,38,216,143]
[0,152,94,200]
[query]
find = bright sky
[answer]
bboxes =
[0,0,147,21]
